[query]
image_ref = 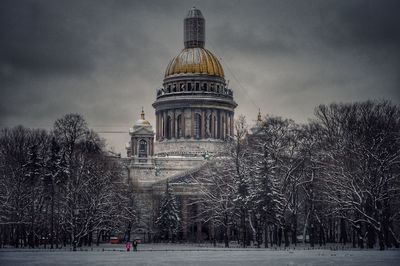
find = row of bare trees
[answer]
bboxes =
[0,114,135,249]
[195,100,400,249]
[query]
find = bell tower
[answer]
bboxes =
[127,108,154,161]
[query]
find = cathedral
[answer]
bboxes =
[124,7,238,242]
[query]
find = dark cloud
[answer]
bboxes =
[0,1,98,77]
[1,0,399,154]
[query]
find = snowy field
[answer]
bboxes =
[0,244,399,266]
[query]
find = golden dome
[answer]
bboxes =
[165,48,224,78]
[133,108,151,128]
[135,119,151,127]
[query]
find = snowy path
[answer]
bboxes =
[0,246,399,266]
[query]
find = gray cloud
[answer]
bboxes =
[1,0,399,155]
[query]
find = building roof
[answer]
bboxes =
[133,108,152,130]
[164,47,224,78]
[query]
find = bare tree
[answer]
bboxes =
[314,101,400,249]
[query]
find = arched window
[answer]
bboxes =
[139,140,147,158]
[166,116,172,139]
[194,113,202,139]
[177,114,183,138]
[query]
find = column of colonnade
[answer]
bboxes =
[156,109,234,140]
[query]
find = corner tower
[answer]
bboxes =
[153,7,237,156]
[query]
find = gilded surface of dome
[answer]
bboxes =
[133,109,152,130]
[134,119,151,127]
[164,48,224,78]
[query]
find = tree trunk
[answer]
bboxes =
[224,226,229,248]
[292,213,297,246]
[319,223,325,246]
[278,226,282,247]
[270,227,273,247]
[310,223,315,248]
[366,224,375,248]
[96,231,102,246]
[284,224,289,247]
[273,225,278,246]
[50,185,55,249]
[357,222,364,249]
[241,210,246,248]
[339,218,347,245]
[378,230,385,250]
[303,210,310,245]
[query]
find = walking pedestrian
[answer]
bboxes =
[132,240,138,251]
[125,242,131,252]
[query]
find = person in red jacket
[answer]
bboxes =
[125,242,131,252]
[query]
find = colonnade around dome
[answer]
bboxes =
[155,108,234,141]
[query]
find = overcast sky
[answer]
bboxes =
[1,0,399,155]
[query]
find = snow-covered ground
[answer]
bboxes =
[0,244,399,266]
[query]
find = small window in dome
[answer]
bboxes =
[203,83,207,91]
[139,140,147,158]
[188,83,192,91]
[195,83,200,91]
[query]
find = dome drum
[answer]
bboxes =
[153,96,237,111]
[154,107,235,142]
[156,84,233,100]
